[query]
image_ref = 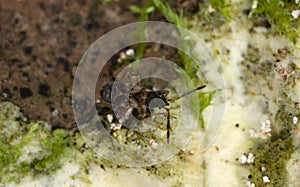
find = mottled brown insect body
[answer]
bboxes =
[100,82,206,143]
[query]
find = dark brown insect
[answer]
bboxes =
[100,81,206,143]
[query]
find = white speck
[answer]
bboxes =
[296,0,299,4]
[246,181,256,187]
[51,109,59,117]
[189,150,195,155]
[149,139,158,148]
[292,10,300,19]
[249,119,273,139]
[261,120,271,133]
[247,153,255,163]
[107,114,113,123]
[125,49,135,57]
[263,176,270,183]
[239,154,247,164]
[251,0,258,9]
[110,123,122,130]
[239,153,255,164]
[119,52,126,60]
[208,5,215,13]
[261,166,266,171]
[293,116,298,124]
[249,129,259,138]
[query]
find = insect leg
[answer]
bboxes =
[165,108,170,144]
[139,88,148,120]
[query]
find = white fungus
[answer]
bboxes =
[51,109,59,117]
[239,153,255,164]
[239,154,247,164]
[208,5,215,13]
[247,153,255,163]
[249,119,272,139]
[251,0,258,9]
[261,120,271,133]
[149,139,158,148]
[292,10,300,19]
[263,176,270,183]
[107,114,114,123]
[293,116,298,125]
[125,49,135,57]
[110,123,122,130]
[246,181,256,187]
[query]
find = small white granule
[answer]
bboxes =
[149,139,158,148]
[51,109,59,117]
[293,116,298,125]
[251,0,258,9]
[208,5,215,13]
[296,0,299,4]
[239,154,247,164]
[292,10,300,19]
[249,129,260,138]
[246,181,256,187]
[263,176,270,183]
[107,114,113,123]
[110,123,122,130]
[260,120,272,139]
[261,120,271,133]
[247,153,255,163]
[239,153,255,164]
[261,166,266,171]
[119,51,126,60]
[125,49,135,57]
[249,120,272,139]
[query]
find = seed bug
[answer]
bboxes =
[100,81,206,143]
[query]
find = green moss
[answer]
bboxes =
[32,129,72,173]
[145,157,184,186]
[249,0,300,43]
[0,102,129,186]
[246,137,294,186]
[194,0,232,26]
[0,102,74,185]
[244,69,299,186]
[207,0,232,20]
[0,122,73,184]
[152,0,187,28]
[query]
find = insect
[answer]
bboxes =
[100,81,206,143]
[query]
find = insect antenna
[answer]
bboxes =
[168,85,206,102]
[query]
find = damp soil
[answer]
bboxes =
[0,0,199,129]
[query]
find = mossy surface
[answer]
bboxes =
[0,102,74,185]
[249,0,300,43]
[246,137,294,186]
[241,48,300,186]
